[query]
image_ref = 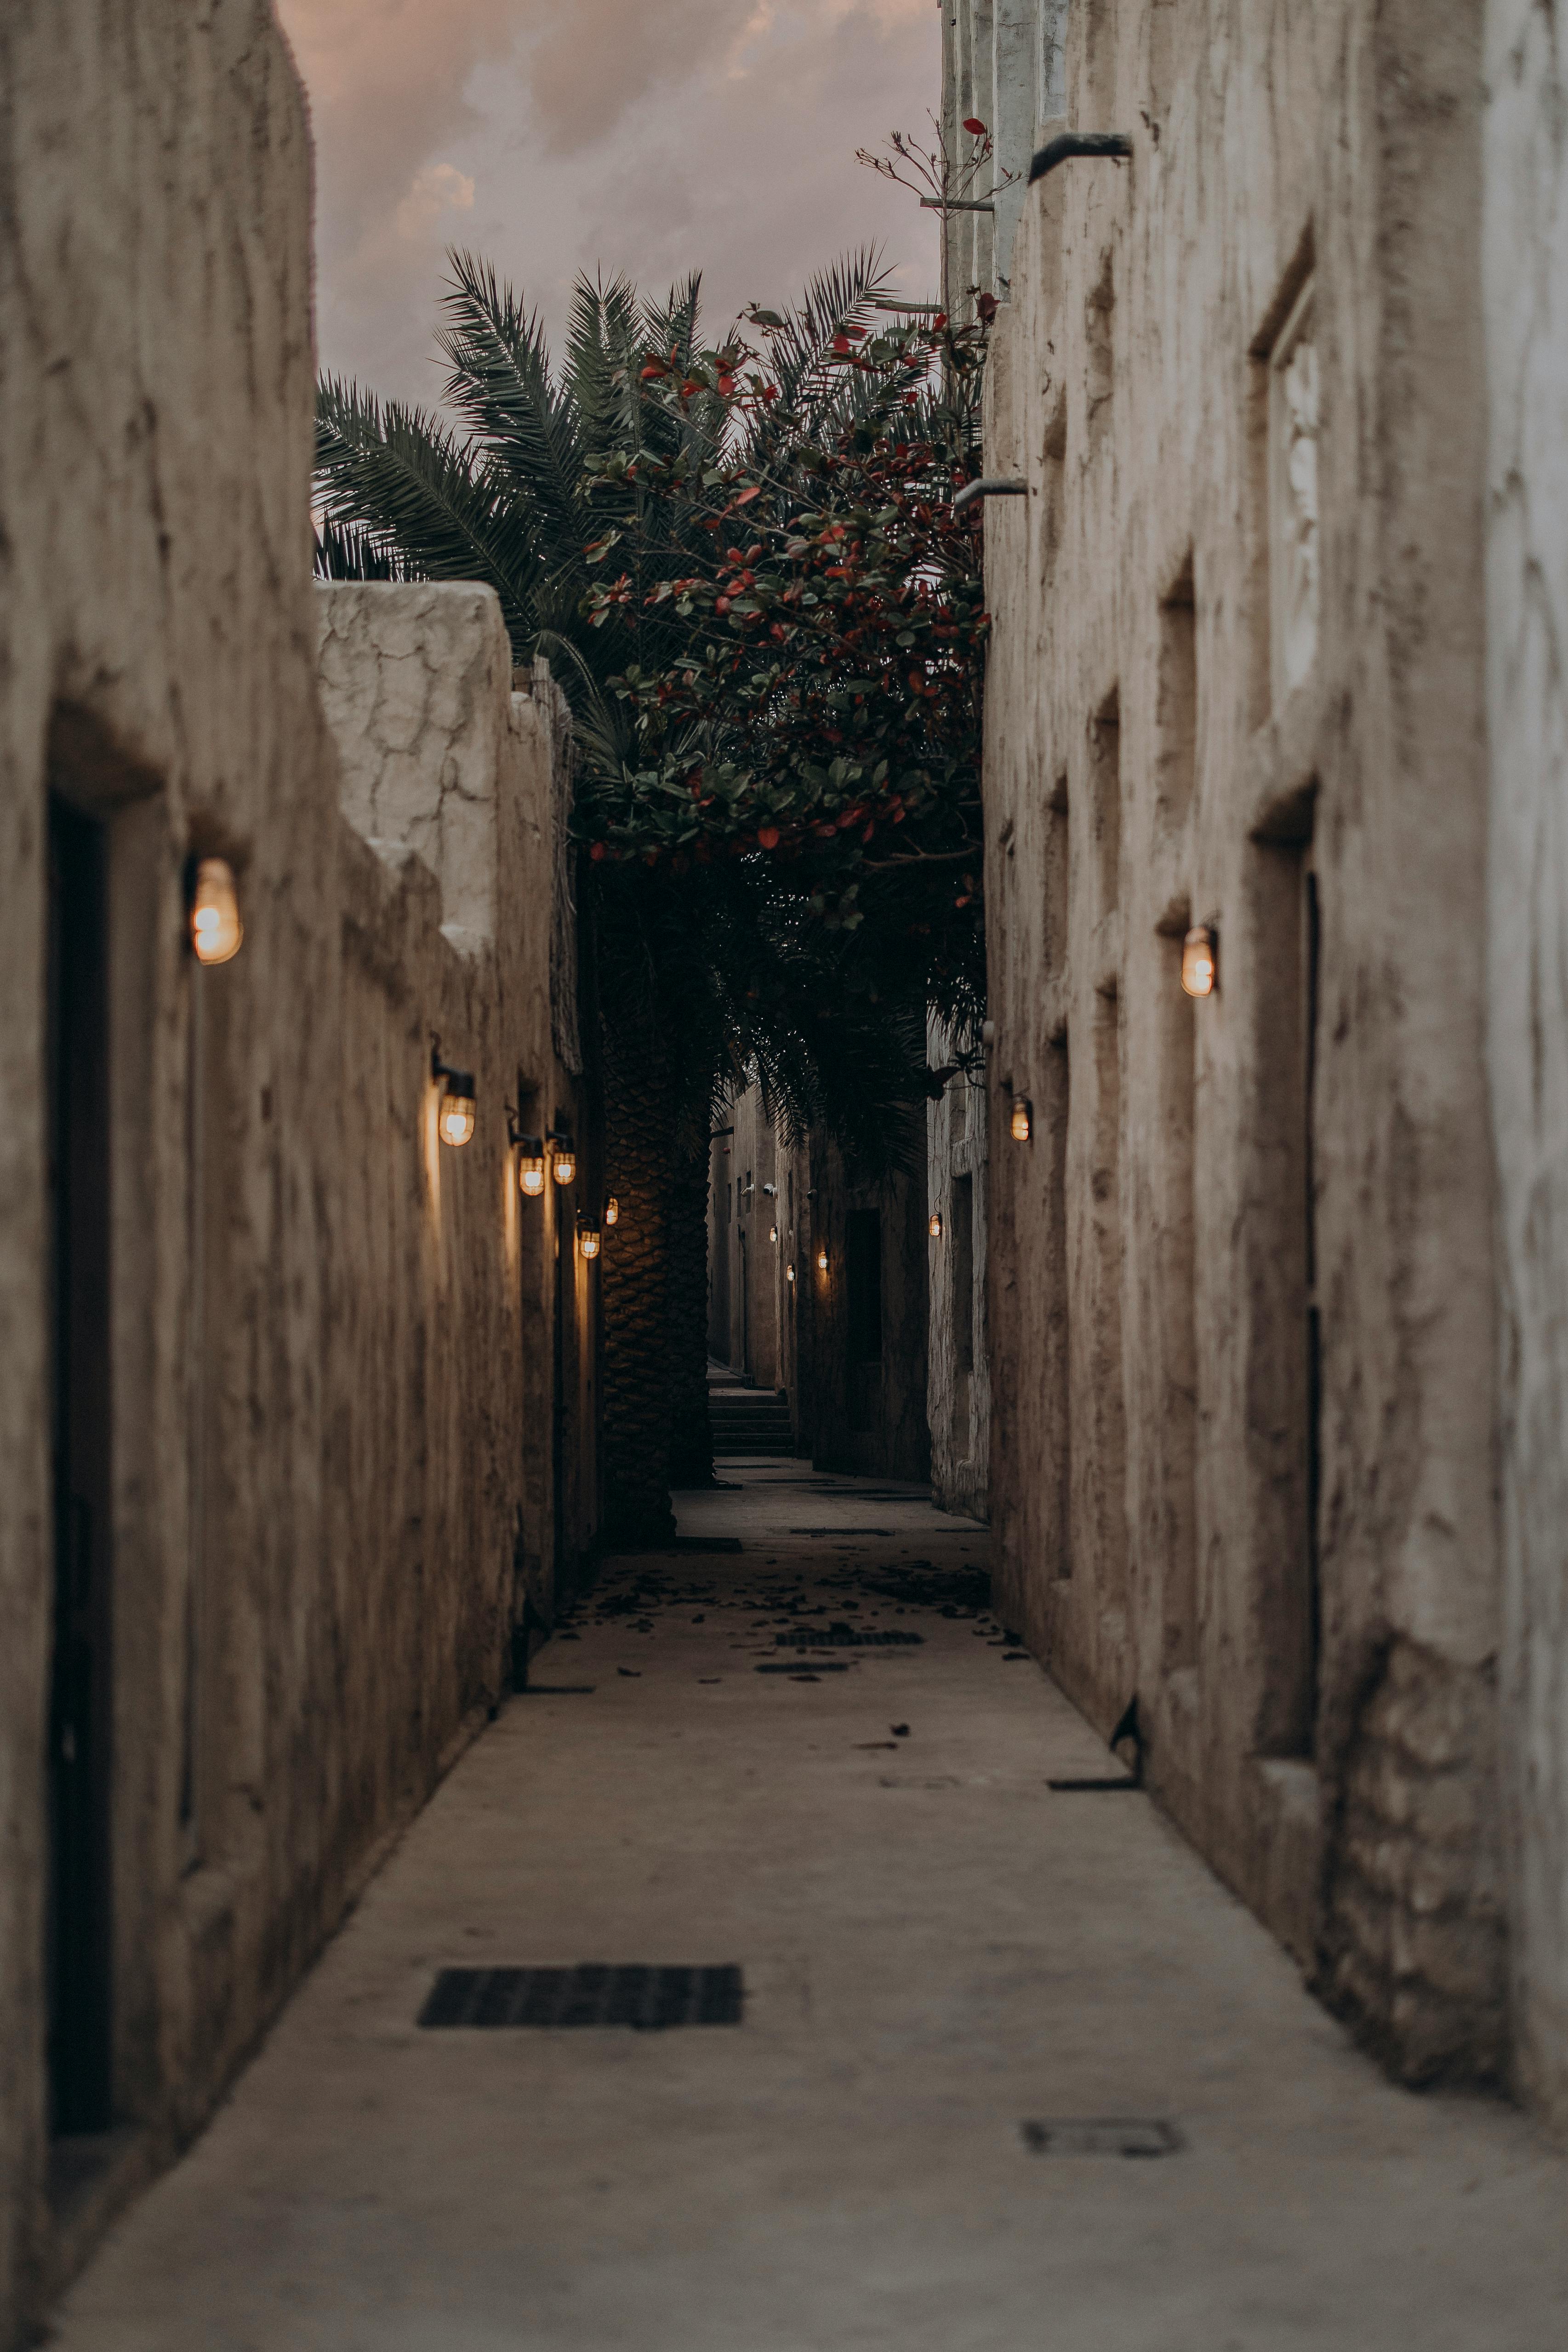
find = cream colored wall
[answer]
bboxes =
[0,10,586,2340]
[1484,0,1568,2133]
[982,0,1503,2085]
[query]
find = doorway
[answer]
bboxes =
[46,795,115,2136]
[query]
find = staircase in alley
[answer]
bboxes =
[707,1364,796,1459]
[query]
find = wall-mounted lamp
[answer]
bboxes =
[816,1246,829,1273]
[432,1039,476,1147]
[605,1196,620,1227]
[762,1182,777,1198]
[548,1126,577,1187]
[577,1217,601,1260]
[929,1211,944,1240]
[1181,925,1217,999]
[189,857,243,965]
[508,1111,546,1195]
[1010,1096,1033,1144]
[770,1223,779,1245]
[786,1263,796,1285]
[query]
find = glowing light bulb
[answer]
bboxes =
[605,1197,620,1227]
[578,1222,601,1259]
[438,1081,476,1148]
[770,1223,779,1245]
[516,1137,546,1196]
[816,1247,829,1273]
[189,858,242,965]
[929,1211,944,1239]
[1181,925,1217,998]
[552,1141,576,1187]
[1010,1096,1032,1143]
[786,1263,796,1284]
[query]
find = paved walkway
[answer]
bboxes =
[54,1463,1568,2349]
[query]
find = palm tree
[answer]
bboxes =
[315,254,937,1544]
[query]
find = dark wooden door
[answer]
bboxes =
[46,796,114,2135]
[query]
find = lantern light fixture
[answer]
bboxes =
[1010,1095,1032,1144]
[604,1197,620,1227]
[189,857,243,965]
[929,1211,944,1239]
[577,1218,601,1260]
[786,1262,796,1284]
[507,1110,546,1196]
[1181,924,1217,999]
[770,1223,779,1245]
[432,1039,477,1148]
[548,1125,577,1187]
[816,1245,829,1273]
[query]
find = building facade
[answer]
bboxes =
[709,1087,931,1485]
[981,0,1568,2118]
[0,8,594,2338]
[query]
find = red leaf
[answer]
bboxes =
[757,826,781,851]
[732,484,762,507]
[963,116,987,134]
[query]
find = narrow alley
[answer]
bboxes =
[50,1445,1568,2352]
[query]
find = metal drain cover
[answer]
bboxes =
[1021,2118,1182,2157]
[418,1964,744,2030]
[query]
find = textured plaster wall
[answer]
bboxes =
[983,0,1503,2085]
[0,11,586,2340]
[1484,0,1568,2130]
[927,1022,990,1520]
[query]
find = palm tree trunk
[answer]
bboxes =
[666,1112,715,1488]
[600,1018,679,1548]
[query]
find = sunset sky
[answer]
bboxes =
[274,0,941,411]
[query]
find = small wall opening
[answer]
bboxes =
[1047,772,1069,977]
[1082,994,1129,1624]
[1157,559,1197,833]
[1249,812,1322,1757]
[1156,931,1198,1669]
[47,794,114,2137]
[952,1172,975,1446]
[1090,690,1121,916]
[1085,252,1116,458]
[845,1207,883,1433]
[1046,1034,1072,1577]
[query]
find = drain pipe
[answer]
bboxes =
[953,477,1027,518]
[1028,130,1134,186]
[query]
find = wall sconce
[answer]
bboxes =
[786,1263,796,1284]
[770,1223,779,1245]
[508,1111,546,1195]
[762,1182,777,1198]
[432,1040,476,1147]
[605,1197,620,1227]
[1181,925,1217,998]
[816,1245,829,1273]
[548,1126,577,1187]
[189,857,243,965]
[1010,1096,1032,1143]
[929,1211,944,1239]
[577,1217,601,1260]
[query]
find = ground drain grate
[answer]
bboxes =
[788,1526,897,1537]
[1046,1775,1141,1793]
[418,1964,744,2030]
[1021,2118,1182,2158]
[774,1627,924,1649]
[754,1661,850,1674]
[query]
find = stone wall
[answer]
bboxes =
[981,0,1505,2084]
[0,10,591,2341]
[927,1023,990,1520]
[941,0,1070,307]
[1484,0,1568,2131]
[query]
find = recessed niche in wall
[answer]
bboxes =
[1157,557,1197,833]
[1268,275,1319,711]
[1085,251,1116,458]
[1047,771,1070,979]
[1089,690,1121,916]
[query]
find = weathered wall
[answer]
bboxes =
[1484,0,1568,2131]
[941,0,1071,306]
[708,1087,788,1391]
[927,1021,990,1519]
[983,0,1503,2086]
[0,10,588,2341]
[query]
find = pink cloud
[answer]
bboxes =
[274,0,939,408]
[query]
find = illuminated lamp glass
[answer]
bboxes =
[189,858,242,965]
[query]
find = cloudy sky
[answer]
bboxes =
[275,0,941,412]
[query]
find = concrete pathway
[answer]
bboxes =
[53,1464,1568,2350]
